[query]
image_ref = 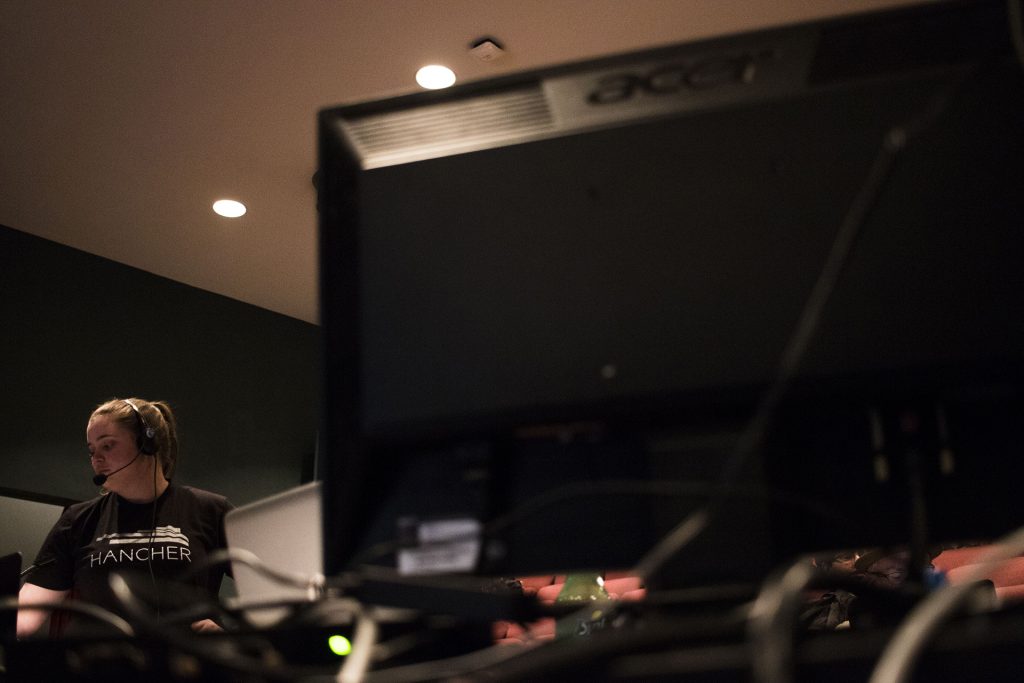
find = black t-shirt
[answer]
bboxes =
[28,483,233,635]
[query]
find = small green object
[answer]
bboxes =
[555,573,611,638]
[328,634,352,656]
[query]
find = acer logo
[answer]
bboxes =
[586,49,777,105]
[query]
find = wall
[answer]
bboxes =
[0,224,321,508]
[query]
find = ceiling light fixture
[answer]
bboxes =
[213,199,247,218]
[415,65,456,90]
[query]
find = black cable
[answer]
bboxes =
[869,525,1024,683]
[362,640,529,683]
[739,61,989,683]
[370,599,753,683]
[148,453,159,619]
[106,570,369,682]
[166,547,334,633]
[179,547,326,593]
[750,558,942,683]
[350,478,863,568]
[0,596,135,637]
[362,566,933,683]
[106,573,314,682]
[490,480,853,537]
[160,594,340,631]
[106,552,350,634]
[635,127,908,588]
[635,59,979,589]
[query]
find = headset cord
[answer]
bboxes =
[147,455,160,620]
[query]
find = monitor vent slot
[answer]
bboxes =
[341,86,554,169]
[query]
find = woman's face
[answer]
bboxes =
[87,415,140,482]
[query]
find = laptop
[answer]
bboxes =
[223,482,323,627]
[1,552,22,644]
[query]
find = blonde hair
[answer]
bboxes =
[90,397,179,479]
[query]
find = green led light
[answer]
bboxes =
[328,634,352,656]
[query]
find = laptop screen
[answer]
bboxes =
[223,483,322,627]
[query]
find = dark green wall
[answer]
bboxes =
[0,224,321,506]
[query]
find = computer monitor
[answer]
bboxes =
[317,0,1024,584]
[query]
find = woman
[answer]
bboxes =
[17,397,233,637]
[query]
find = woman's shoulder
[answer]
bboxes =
[49,494,113,535]
[62,493,113,517]
[170,484,233,512]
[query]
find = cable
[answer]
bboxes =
[636,59,978,587]
[183,547,326,596]
[632,510,708,584]
[351,478,859,568]
[128,546,334,638]
[107,572,311,682]
[749,557,940,683]
[371,598,755,683]
[110,564,391,683]
[746,558,817,683]
[868,525,1024,683]
[122,560,362,635]
[363,640,525,683]
[0,596,135,637]
[337,608,379,683]
[162,594,352,632]
[632,125,903,586]
[485,480,849,539]
[148,451,160,619]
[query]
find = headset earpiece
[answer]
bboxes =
[123,399,157,455]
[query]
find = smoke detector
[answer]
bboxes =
[469,37,505,62]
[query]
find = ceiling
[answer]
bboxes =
[0,0,927,324]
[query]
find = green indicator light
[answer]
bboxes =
[328,634,352,656]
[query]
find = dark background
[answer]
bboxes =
[0,223,321,508]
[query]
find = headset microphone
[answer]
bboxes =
[92,452,142,486]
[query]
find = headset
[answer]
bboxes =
[121,398,162,616]
[123,398,158,455]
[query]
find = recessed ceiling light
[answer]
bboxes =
[213,199,246,218]
[415,65,456,90]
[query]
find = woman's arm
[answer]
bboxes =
[17,582,70,639]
